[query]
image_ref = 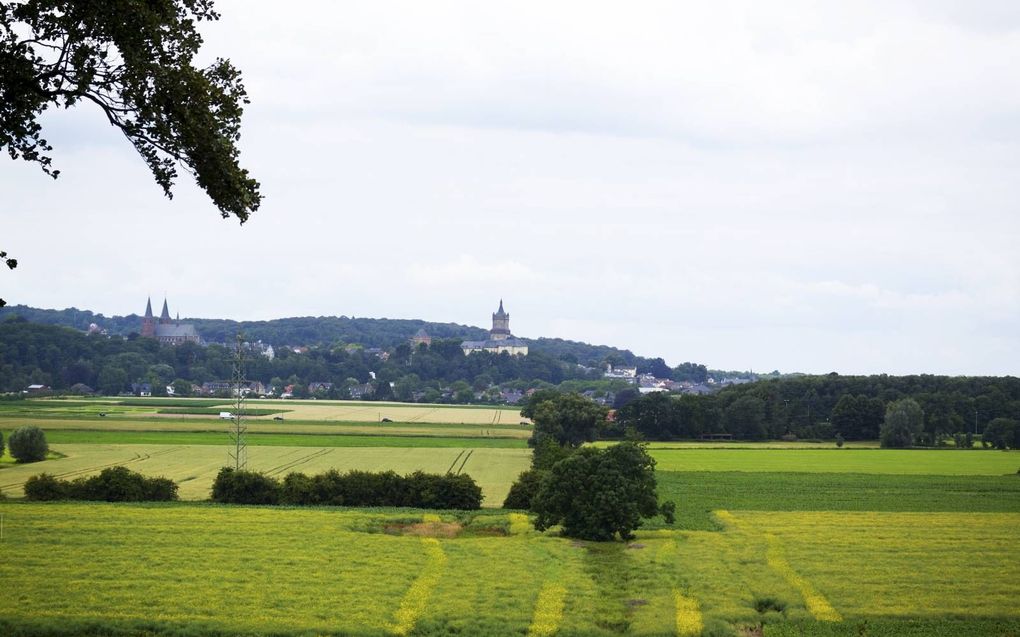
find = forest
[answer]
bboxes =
[611,374,1020,443]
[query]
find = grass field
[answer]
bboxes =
[0,503,1016,637]
[655,471,1020,531]
[649,448,1020,475]
[0,444,530,504]
[3,398,1020,635]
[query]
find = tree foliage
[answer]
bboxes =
[501,468,547,509]
[880,398,924,448]
[983,417,1020,450]
[1,0,261,221]
[531,442,674,541]
[529,392,608,448]
[8,425,47,462]
[830,394,885,440]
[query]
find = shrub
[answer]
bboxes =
[8,426,48,463]
[211,467,280,505]
[24,468,178,502]
[215,467,483,509]
[24,473,68,500]
[835,434,845,448]
[502,469,547,509]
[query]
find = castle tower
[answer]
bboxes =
[141,297,156,338]
[490,299,511,341]
[159,298,172,325]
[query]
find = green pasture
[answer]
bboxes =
[0,503,1017,637]
[649,448,1020,476]
[655,471,1020,531]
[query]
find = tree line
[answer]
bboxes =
[611,374,1020,443]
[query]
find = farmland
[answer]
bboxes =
[0,503,1017,636]
[1,397,1019,635]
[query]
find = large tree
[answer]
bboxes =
[880,398,924,448]
[531,442,675,541]
[1,0,261,304]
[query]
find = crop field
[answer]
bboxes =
[649,448,1020,475]
[2,399,1019,635]
[0,503,1017,637]
[0,397,526,426]
[0,444,530,504]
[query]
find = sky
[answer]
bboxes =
[2,1,1019,375]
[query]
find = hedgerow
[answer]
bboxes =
[212,467,483,509]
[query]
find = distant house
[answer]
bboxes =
[131,382,152,397]
[201,381,233,396]
[25,384,50,393]
[410,328,432,348]
[604,365,638,381]
[349,383,375,399]
[309,381,333,394]
[69,383,95,395]
[500,388,524,405]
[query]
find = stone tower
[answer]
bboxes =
[490,299,511,341]
[141,297,156,338]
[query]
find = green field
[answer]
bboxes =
[2,398,1020,635]
[0,503,1017,637]
[0,444,531,504]
[649,448,1020,475]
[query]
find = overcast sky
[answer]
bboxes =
[3,1,1019,375]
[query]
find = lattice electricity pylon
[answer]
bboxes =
[228,333,248,470]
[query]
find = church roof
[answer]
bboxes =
[414,328,430,338]
[144,297,153,318]
[494,299,507,317]
[461,337,527,349]
[154,323,199,338]
[160,299,171,321]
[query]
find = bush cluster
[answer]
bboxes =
[211,467,483,509]
[24,466,178,501]
[8,425,48,462]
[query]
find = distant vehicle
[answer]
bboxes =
[381,417,393,423]
[99,412,107,417]
[219,412,233,419]
[273,416,284,421]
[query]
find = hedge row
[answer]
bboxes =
[24,467,178,502]
[211,467,483,509]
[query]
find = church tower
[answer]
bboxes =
[490,299,511,341]
[141,297,156,338]
[159,298,172,325]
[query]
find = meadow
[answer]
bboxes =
[0,503,1017,637]
[2,398,1020,634]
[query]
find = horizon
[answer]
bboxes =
[6,300,1018,379]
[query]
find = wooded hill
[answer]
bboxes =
[0,304,641,368]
